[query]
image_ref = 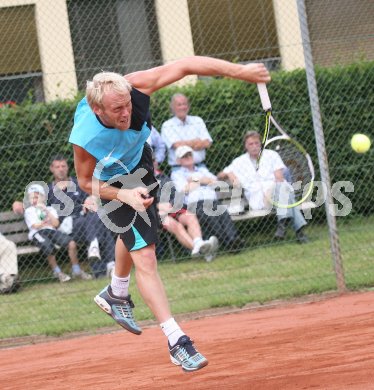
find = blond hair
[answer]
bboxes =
[86,72,132,109]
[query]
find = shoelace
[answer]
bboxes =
[116,304,133,319]
[173,338,198,360]
[114,295,136,320]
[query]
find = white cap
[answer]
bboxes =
[27,184,45,195]
[175,145,193,159]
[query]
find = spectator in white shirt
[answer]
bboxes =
[0,233,19,294]
[218,131,308,243]
[171,145,243,251]
[24,183,93,282]
[161,94,213,168]
[147,126,166,164]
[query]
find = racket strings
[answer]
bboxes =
[267,139,313,204]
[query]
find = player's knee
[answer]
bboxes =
[133,246,157,273]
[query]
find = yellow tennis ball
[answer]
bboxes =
[351,133,371,154]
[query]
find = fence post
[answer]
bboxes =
[296,0,346,292]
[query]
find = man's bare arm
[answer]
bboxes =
[125,56,270,96]
[172,139,211,150]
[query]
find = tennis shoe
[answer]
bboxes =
[94,285,142,335]
[296,227,309,244]
[72,270,93,280]
[204,236,219,262]
[191,239,211,258]
[169,335,208,372]
[55,272,71,283]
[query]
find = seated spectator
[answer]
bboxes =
[12,201,24,216]
[82,195,115,277]
[161,93,212,169]
[24,184,92,282]
[171,146,243,251]
[47,155,115,277]
[218,131,309,243]
[0,232,20,294]
[147,126,166,164]
[154,158,218,261]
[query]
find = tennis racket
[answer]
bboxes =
[256,83,315,208]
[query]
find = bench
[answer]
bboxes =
[0,210,179,265]
[0,211,40,256]
[0,190,317,261]
[216,187,317,221]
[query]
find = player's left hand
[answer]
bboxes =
[118,187,154,211]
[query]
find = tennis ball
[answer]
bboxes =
[351,133,371,154]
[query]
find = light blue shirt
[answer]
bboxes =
[69,93,151,181]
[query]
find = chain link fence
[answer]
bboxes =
[0,0,373,340]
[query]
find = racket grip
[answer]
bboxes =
[257,83,272,111]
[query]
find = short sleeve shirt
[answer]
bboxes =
[171,166,217,204]
[223,149,286,209]
[161,115,213,166]
[24,206,59,240]
[69,88,151,180]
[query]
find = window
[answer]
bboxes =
[0,5,43,103]
[67,0,162,90]
[188,0,280,67]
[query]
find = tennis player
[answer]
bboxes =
[69,56,270,372]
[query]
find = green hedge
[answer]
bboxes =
[1,62,373,214]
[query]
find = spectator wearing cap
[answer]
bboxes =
[13,155,116,278]
[152,155,218,261]
[23,183,92,282]
[161,93,212,169]
[171,146,244,251]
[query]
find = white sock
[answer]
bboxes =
[89,238,99,250]
[111,273,131,298]
[193,237,203,246]
[160,317,185,347]
[72,264,81,274]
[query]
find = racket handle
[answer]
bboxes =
[257,83,272,111]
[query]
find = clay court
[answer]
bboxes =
[1,291,373,390]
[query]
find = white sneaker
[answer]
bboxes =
[72,270,93,280]
[191,239,211,258]
[55,272,71,283]
[106,261,115,278]
[88,246,101,260]
[204,236,219,262]
[227,204,245,215]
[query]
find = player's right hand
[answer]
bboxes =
[118,187,154,211]
[241,63,271,84]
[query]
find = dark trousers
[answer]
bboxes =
[71,213,115,275]
[192,200,239,247]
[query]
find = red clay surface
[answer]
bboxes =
[1,291,374,390]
